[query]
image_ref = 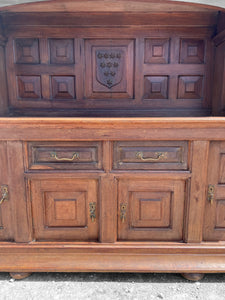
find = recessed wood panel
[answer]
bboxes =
[17,76,41,99]
[118,179,185,241]
[180,39,205,64]
[178,76,203,99]
[49,39,74,64]
[130,191,171,228]
[51,76,76,99]
[15,38,40,64]
[27,141,103,170]
[45,191,86,227]
[113,141,188,170]
[144,76,168,99]
[6,27,212,115]
[85,39,134,99]
[30,178,99,241]
[144,38,170,64]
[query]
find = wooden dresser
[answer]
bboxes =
[0,0,225,281]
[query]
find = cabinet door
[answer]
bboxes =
[118,179,185,241]
[0,142,13,241]
[203,142,225,241]
[30,178,98,241]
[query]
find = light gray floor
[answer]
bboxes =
[0,272,225,300]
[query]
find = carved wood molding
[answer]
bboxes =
[213,29,225,46]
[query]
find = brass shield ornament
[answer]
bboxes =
[96,50,124,89]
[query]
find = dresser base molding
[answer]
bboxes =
[0,243,225,273]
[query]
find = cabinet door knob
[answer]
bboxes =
[0,185,9,205]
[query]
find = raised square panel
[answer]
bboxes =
[144,76,168,99]
[49,39,74,64]
[130,191,171,228]
[44,191,86,227]
[180,39,205,64]
[178,76,203,99]
[51,76,75,99]
[30,179,98,241]
[15,38,40,64]
[215,200,225,228]
[85,39,134,99]
[17,76,41,99]
[144,39,170,64]
[118,179,185,241]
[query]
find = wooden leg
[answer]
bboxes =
[181,273,205,281]
[9,272,32,280]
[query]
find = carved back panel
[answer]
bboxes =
[5,26,214,116]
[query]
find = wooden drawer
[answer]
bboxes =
[113,141,188,170]
[27,142,102,170]
[30,178,99,241]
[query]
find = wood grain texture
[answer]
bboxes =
[7,141,33,242]
[184,141,209,243]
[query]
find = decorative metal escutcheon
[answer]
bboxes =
[89,202,96,222]
[120,203,127,223]
[0,185,9,205]
[208,184,215,205]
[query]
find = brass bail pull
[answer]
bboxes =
[136,151,167,162]
[0,185,9,205]
[50,152,79,162]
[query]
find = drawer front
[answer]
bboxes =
[113,141,188,170]
[30,178,99,241]
[27,142,102,170]
[118,179,185,241]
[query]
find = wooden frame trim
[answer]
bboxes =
[0,118,225,141]
[0,0,224,13]
[0,242,225,272]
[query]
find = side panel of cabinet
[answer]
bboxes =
[30,178,99,241]
[118,179,185,241]
[203,142,225,241]
[0,142,13,240]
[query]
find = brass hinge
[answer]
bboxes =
[208,184,215,205]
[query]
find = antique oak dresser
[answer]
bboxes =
[0,0,224,281]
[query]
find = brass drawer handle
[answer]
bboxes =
[136,151,167,162]
[0,185,9,205]
[89,202,96,223]
[50,152,79,162]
